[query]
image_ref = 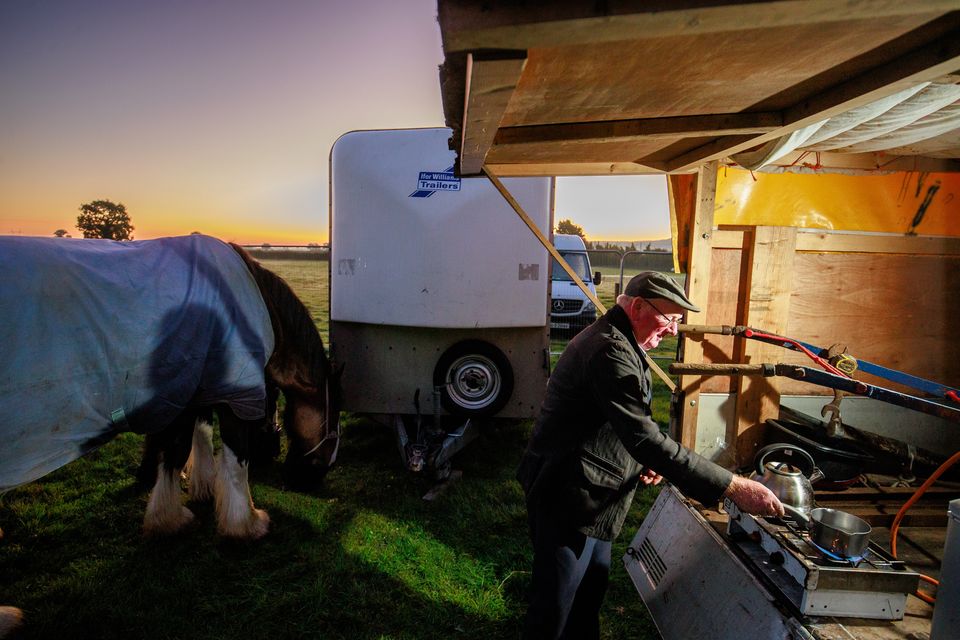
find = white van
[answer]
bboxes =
[550,234,601,335]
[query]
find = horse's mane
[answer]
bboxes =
[229,244,330,387]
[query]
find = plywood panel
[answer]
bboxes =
[500,17,935,127]
[699,246,746,393]
[787,252,960,392]
[699,249,960,396]
[735,227,798,463]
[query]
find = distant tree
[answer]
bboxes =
[53,229,71,238]
[555,219,586,239]
[261,243,272,250]
[76,200,134,240]
[191,231,202,235]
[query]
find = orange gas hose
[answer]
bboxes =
[888,449,960,605]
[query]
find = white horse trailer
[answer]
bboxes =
[329,128,553,476]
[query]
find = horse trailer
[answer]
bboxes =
[329,127,553,476]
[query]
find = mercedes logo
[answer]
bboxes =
[552,299,564,311]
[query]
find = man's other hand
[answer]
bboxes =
[639,468,663,486]
[723,475,784,517]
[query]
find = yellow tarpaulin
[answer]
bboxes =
[714,168,960,235]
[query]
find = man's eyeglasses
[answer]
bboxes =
[644,298,684,327]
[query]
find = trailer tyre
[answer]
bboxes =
[433,340,514,417]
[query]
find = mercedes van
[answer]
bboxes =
[550,234,601,335]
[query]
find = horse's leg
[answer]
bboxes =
[143,410,196,536]
[184,408,216,501]
[249,384,281,468]
[135,432,163,489]
[214,406,269,539]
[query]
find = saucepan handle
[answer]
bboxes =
[782,503,811,528]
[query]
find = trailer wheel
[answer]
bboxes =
[433,340,514,417]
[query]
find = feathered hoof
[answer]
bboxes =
[0,606,23,639]
[219,508,270,540]
[142,505,196,537]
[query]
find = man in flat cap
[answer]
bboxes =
[518,271,783,639]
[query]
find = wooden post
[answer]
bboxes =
[734,225,797,465]
[678,161,718,452]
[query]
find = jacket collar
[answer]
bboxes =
[605,304,644,354]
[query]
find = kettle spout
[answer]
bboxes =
[809,467,825,484]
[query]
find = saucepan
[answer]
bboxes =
[782,504,872,559]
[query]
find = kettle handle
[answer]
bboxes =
[755,443,817,477]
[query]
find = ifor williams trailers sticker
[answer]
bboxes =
[409,166,460,198]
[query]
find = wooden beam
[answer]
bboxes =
[441,0,954,52]
[677,161,718,452]
[713,228,960,255]
[734,226,797,465]
[485,136,673,169]
[460,52,527,175]
[666,25,960,172]
[494,113,782,146]
[481,162,667,176]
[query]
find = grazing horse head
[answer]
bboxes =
[230,244,341,488]
[279,363,343,489]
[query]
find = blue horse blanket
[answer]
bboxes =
[0,235,275,491]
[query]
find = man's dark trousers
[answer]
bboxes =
[523,505,612,640]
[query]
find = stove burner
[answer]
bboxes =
[807,538,864,566]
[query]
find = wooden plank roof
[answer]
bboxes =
[437,1,960,176]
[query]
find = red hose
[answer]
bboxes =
[889,449,960,605]
[742,329,849,377]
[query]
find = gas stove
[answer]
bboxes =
[725,500,920,620]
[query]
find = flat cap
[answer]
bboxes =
[624,271,700,312]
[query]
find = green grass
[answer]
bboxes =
[0,257,669,640]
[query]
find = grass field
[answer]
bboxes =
[0,257,676,640]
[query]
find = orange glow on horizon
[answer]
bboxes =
[0,218,328,246]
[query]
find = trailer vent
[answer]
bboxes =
[636,537,667,587]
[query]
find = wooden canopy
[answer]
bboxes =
[437,0,960,176]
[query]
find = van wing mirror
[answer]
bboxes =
[593,271,602,286]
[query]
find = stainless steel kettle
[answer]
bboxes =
[751,444,824,514]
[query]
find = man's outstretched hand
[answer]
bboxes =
[639,468,663,486]
[723,475,785,517]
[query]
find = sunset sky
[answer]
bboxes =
[0,0,670,245]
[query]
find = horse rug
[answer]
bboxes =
[0,235,275,491]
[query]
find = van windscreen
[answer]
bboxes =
[552,252,591,282]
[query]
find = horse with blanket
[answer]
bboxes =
[0,234,341,540]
